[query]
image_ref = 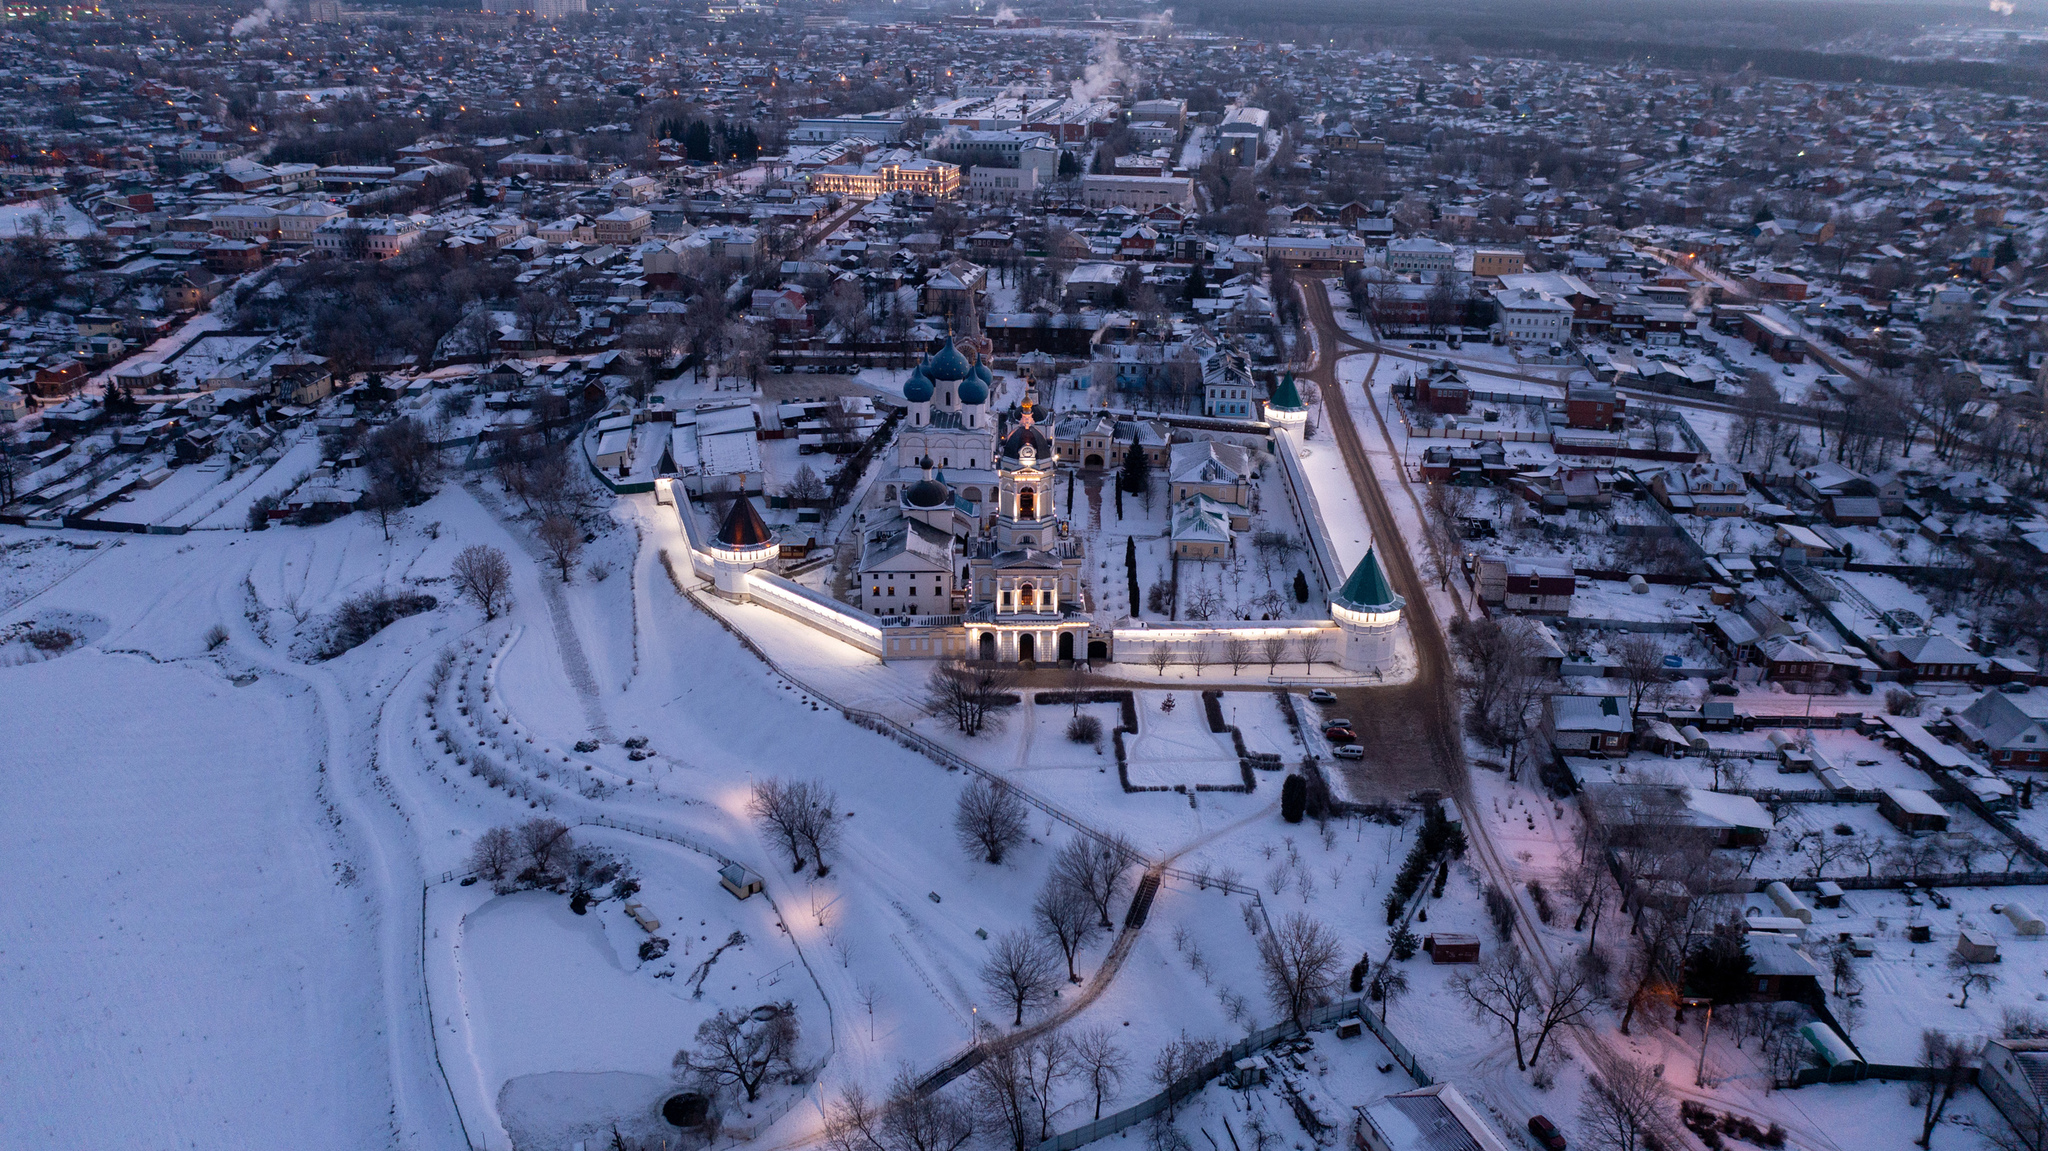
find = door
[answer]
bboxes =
[1057,632,1074,662]
[1018,633,1035,663]
[979,632,997,661]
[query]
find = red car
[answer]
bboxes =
[1527,1115,1566,1150]
[1323,727,1357,744]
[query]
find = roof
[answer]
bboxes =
[1335,547,1399,611]
[1880,786,1947,818]
[1268,371,1304,411]
[1549,694,1630,733]
[1169,440,1252,485]
[714,494,774,548]
[1170,493,1232,543]
[1744,934,1824,979]
[1360,1084,1511,1151]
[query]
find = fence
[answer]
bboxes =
[1032,996,1428,1151]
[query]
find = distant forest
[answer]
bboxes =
[1180,0,2048,93]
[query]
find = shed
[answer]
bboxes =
[1423,933,1481,963]
[1766,881,1814,924]
[2003,902,2047,936]
[1335,1017,1364,1040]
[1878,787,1951,834]
[718,863,764,900]
[1224,1055,1270,1089]
[1801,1022,1864,1080]
[1814,881,1845,909]
[1957,928,2001,964]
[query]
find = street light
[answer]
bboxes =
[1678,996,1714,1086]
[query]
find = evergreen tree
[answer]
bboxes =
[1057,150,1081,180]
[1125,536,1140,616]
[1183,262,1207,304]
[683,121,713,163]
[467,180,491,206]
[1280,775,1307,823]
[1293,570,1310,603]
[1117,432,1150,496]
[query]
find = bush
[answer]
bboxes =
[205,624,229,651]
[246,494,279,530]
[321,589,437,658]
[1527,879,1553,925]
[639,937,670,962]
[1066,713,1103,743]
[24,628,76,652]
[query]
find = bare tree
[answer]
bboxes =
[1261,634,1287,673]
[926,661,1015,736]
[981,929,1062,1025]
[537,514,583,582]
[750,778,810,871]
[1299,630,1329,672]
[1147,644,1173,678]
[1451,946,1542,1070]
[785,463,829,505]
[1611,633,1672,718]
[1220,630,1253,675]
[956,777,1029,864]
[1034,876,1104,982]
[1528,950,1598,1066]
[466,825,518,883]
[793,780,843,876]
[450,544,513,620]
[1072,1025,1128,1121]
[1147,1030,1220,1121]
[676,1002,800,1102]
[1577,1058,1673,1151]
[518,817,574,880]
[1052,834,1138,928]
[1948,954,2000,1010]
[1915,1029,1974,1147]
[828,1070,975,1151]
[971,1035,1032,1151]
[1024,1031,1075,1141]
[1257,912,1342,1025]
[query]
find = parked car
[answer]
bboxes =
[1308,688,1338,704]
[1320,718,1355,733]
[1708,682,1740,696]
[1527,1115,1567,1151]
[1332,744,1365,760]
[1324,727,1358,744]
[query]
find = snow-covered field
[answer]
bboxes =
[5,377,2039,1151]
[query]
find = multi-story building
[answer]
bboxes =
[808,157,961,198]
[313,218,422,260]
[1386,236,1455,274]
[1080,174,1194,211]
[1492,287,1573,346]
[593,206,651,245]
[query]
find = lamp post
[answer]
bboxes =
[1679,996,1714,1086]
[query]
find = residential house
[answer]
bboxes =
[1876,633,1979,681]
[1651,463,1750,517]
[1955,691,2048,768]
[1474,556,1574,613]
[1542,694,1633,755]
[1979,1039,2048,1150]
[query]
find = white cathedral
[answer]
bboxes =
[859,334,1095,664]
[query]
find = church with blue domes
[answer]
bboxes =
[860,334,1094,664]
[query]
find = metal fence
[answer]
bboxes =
[1033,996,1429,1151]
